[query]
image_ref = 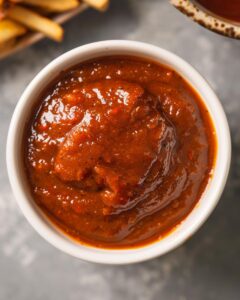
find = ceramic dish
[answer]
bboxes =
[170,0,240,39]
[6,40,231,264]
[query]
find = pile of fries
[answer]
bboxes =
[0,0,109,53]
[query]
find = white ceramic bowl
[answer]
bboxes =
[6,40,231,264]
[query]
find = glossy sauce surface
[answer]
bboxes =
[197,0,240,23]
[24,56,216,248]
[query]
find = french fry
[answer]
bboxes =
[0,37,15,52]
[0,0,110,58]
[83,0,109,11]
[21,0,79,13]
[0,18,26,44]
[0,10,5,20]
[0,0,6,18]
[7,5,63,41]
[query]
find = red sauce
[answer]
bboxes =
[24,56,216,249]
[196,0,240,23]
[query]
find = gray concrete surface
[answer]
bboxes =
[0,0,240,299]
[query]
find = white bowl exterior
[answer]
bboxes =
[6,41,231,264]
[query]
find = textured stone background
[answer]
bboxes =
[0,1,240,299]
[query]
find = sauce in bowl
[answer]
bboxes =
[24,56,216,248]
[196,0,240,23]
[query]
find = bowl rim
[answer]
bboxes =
[170,0,240,39]
[6,40,231,264]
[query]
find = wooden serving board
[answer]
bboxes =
[0,3,88,60]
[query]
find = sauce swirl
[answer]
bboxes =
[24,56,216,248]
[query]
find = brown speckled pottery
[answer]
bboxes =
[170,0,240,39]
